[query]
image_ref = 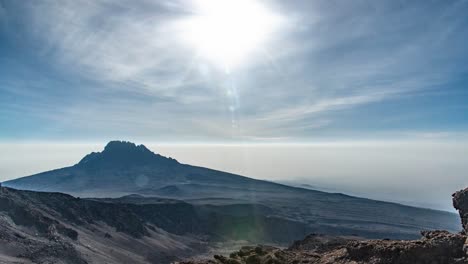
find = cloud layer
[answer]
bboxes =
[1,0,468,141]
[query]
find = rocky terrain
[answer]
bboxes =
[0,186,322,263]
[2,187,466,264]
[178,187,468,264]
[0,186,207,264]
[180,231,467,264]
[3,141,460,240]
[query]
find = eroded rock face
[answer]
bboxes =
[289,233,357,252]
[345,231,466,264]
[453,187,468,234]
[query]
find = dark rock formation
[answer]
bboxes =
[453,187,468,234]
[289,233,357,252]
[180,231,468,264]
[345,230,466,264]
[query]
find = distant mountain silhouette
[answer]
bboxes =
[77,141,178,169]
[3,140,461,239]
[4,140,271,196]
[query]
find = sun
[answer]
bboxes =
[179,0,283,71]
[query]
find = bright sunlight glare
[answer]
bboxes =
[180,0,283,71]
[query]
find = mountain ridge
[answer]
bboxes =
[3,140,461,239]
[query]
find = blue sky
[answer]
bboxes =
[1,0,468,210]
[1,0,468,142]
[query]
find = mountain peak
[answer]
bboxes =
[77,140,178,168]
[103,140,151,154]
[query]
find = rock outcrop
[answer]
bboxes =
[180,231,468,264]
[453,187,468,234]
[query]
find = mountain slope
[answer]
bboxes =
[3,140,461,239]
[181,187,468,264]
[0,186,335,263]
[0,187,206,264]
[2,186,467,264]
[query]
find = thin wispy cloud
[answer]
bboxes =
[2,0,468,213]
[0,0,467,141]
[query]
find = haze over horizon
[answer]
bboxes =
[1,1,468,212]
[1,140,467,212]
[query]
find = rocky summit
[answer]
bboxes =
[77,141,179,169]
